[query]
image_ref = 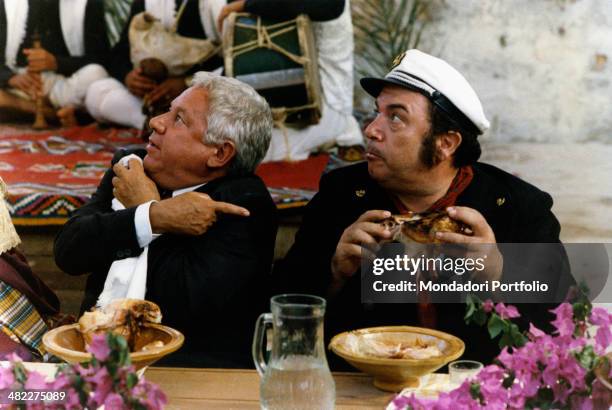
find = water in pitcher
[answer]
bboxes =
[260,355,335,410]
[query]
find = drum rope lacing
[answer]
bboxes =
[231,19,308,66]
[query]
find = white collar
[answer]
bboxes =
[172,183,206,197]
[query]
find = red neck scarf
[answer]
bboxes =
[393,165,474,213]
[390,165,474,329]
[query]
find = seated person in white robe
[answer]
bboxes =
[0,0,109,125]
[218,0,364,162]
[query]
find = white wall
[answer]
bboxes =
[411,0,612,143]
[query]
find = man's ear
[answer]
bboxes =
[206,141,236,169]
[436,131,462,163]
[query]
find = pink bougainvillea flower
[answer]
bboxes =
[0,366,15,389]
[528,323,546,339]
[63,387,83,409]
[550,303,574,337]
[86,366,113,406]
[482,299,494,313]
[87,333,111,362]
[494,302,520,320]
[103,392,125,410]
[593,325,611,355]
[24,370,48,389]
[589,307,611,327]
[132,380,168,410]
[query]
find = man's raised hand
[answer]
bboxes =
[436,206,503,282]
[331,210,393,282]
[112,158,160,207]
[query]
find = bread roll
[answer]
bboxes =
[78,299,162,351]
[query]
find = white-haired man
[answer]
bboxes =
[55,73,278,367]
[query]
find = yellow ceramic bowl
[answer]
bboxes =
[43,323,184,370]
[329,326,465,392]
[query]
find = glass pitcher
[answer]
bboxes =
[253,294,335,410]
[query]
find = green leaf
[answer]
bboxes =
[488,313,506,339]
[469,382,483,404]
[575,345,597,369]
[499,331,514,349]
[509,323,527,347]
[502,372,515,388]
[127,372,139,389]
[13,362,28,385]
[536,387,554,408]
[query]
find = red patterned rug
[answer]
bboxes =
[1,125,345,225]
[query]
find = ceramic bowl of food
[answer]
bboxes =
[329,326,465,392]
[43,323,184,370]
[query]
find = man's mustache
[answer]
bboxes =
[366,145,384,159]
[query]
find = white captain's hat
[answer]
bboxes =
[361,49,490,135]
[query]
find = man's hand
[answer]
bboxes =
[23,48,57,72]
[217,0,245,33]
[8,72,42,99]
[112,158,160,207]
[435,206,503,282]
[145,77,186,106]
[125,68,156,97]
[149,192,250,235]
[331,210,392,283]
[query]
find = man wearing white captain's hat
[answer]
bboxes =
[272,49,571,365]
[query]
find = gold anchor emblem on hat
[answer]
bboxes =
[355,189,366,198]
[496,197,506,206]
[391,51,406,69]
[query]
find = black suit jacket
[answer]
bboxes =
[273,161,571,367]
[0,0,109,87]
[54,150,278,367]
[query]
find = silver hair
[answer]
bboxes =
[190,72,272,174]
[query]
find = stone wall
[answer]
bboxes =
[358,0,612,144]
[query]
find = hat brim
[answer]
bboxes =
[360,77,418,98]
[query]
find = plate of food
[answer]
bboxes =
[329,326,464,392]
[43,299,184,370]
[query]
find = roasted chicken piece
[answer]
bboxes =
[381,211,469,244]
[78,299,162,351]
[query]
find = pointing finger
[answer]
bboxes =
[212,200,250,217]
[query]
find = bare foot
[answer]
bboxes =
[57,105,77,127]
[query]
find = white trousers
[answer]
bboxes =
[12,64,108,109]
[85,77,146,129]
[263,102,364,162]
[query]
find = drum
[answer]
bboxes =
[223,13,322,125]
